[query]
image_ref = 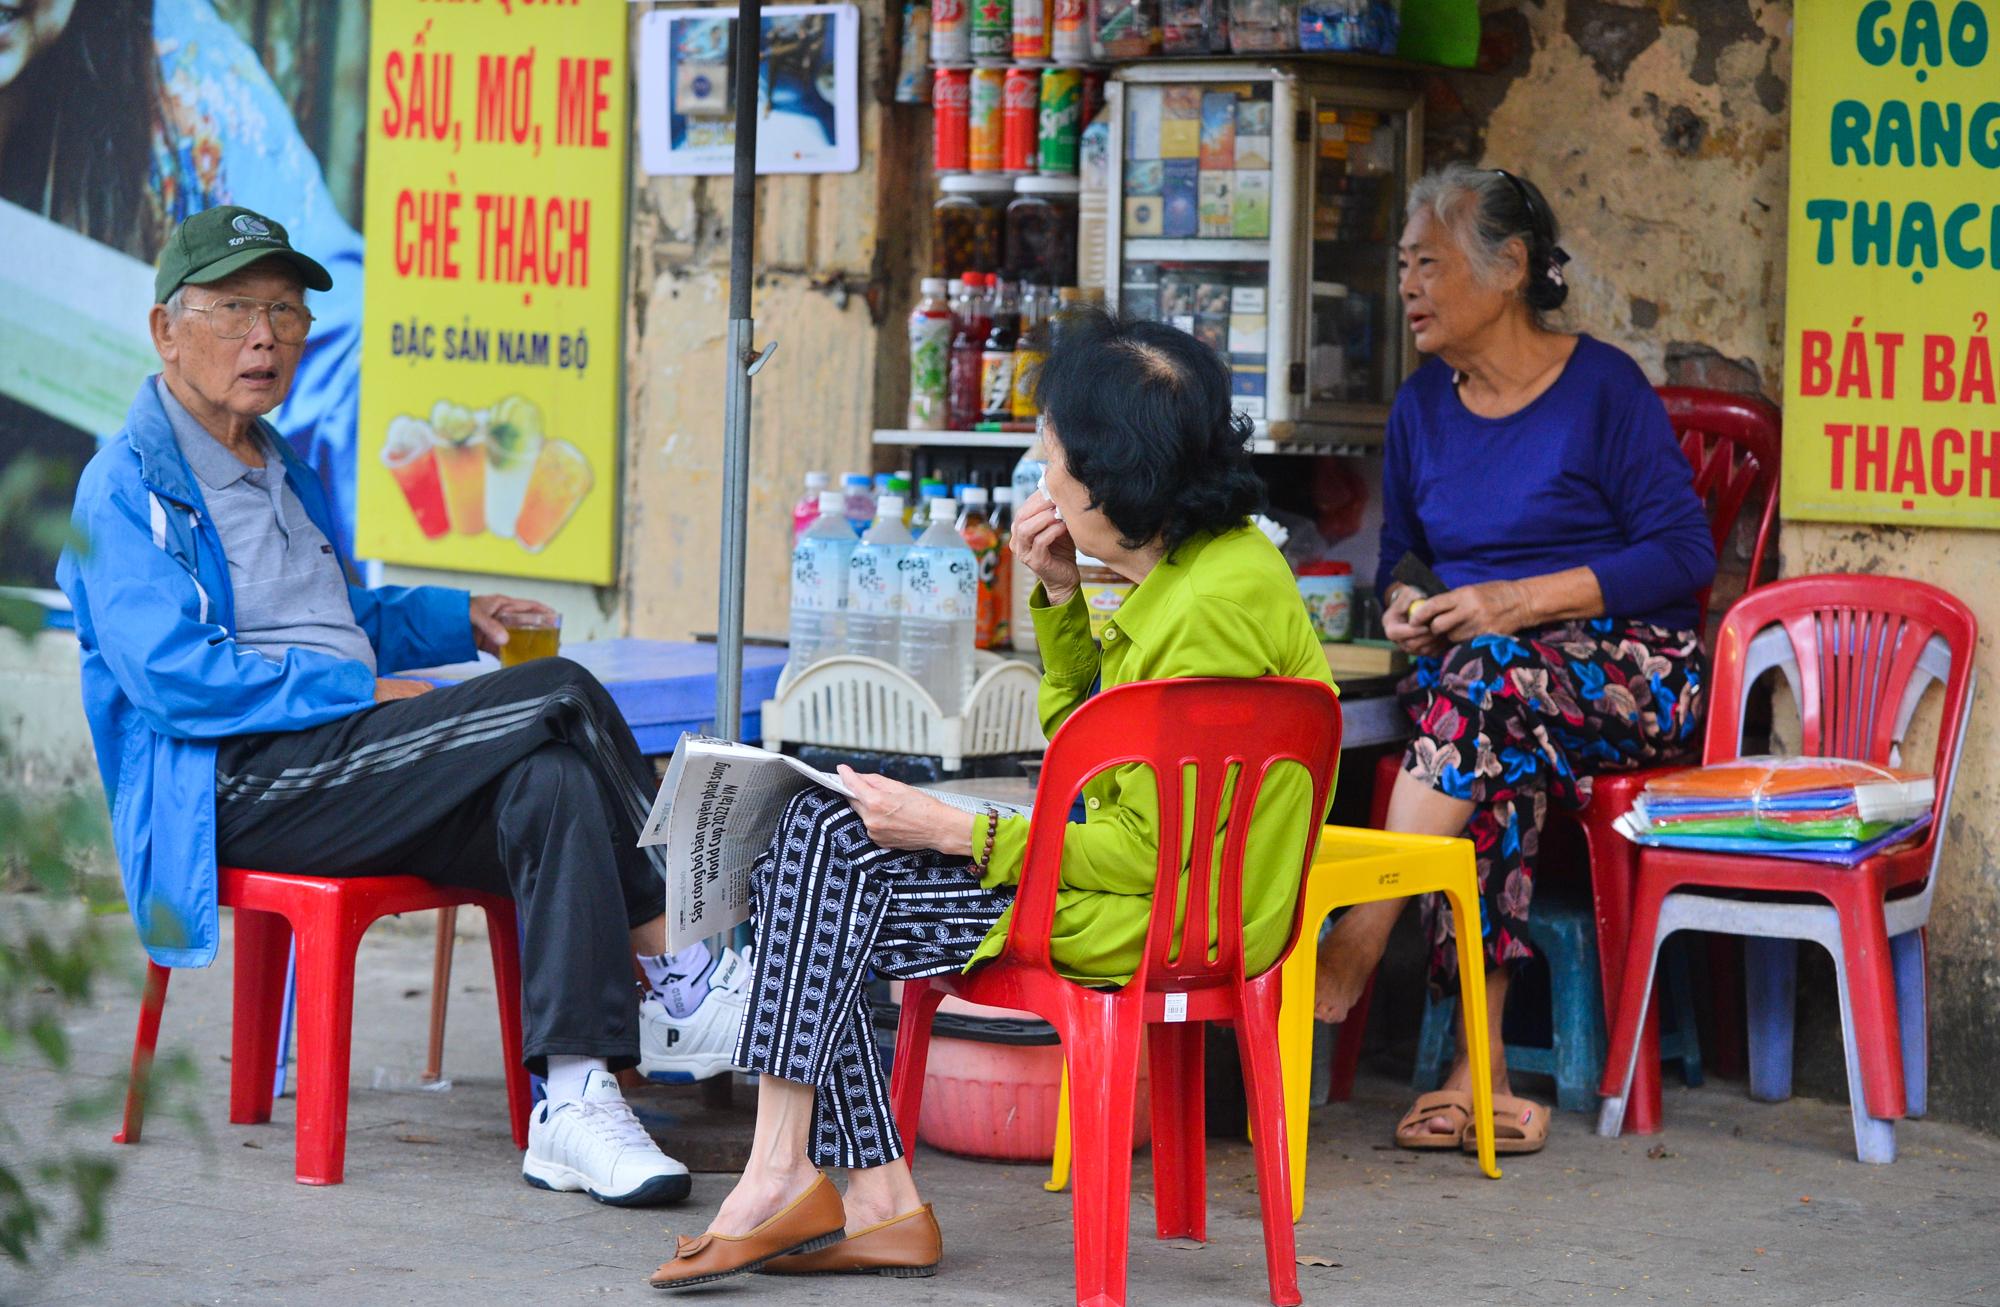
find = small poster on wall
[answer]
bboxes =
[638,4,861,176]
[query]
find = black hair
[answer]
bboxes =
[1031,306,1265,555]
[1489,169,1571,315]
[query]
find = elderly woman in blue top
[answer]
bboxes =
[1314,163,1715,1156]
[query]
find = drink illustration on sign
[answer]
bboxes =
[380,396,594,552]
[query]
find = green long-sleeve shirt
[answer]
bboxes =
[964,525,1339,986]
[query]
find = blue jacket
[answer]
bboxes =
[57,379,475,967]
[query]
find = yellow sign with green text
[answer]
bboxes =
[358,0,628,582]
[1783,0,2000,529]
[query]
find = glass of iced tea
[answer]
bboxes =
[498,610,562,667]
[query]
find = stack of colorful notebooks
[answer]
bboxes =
[1613,756,1934,867]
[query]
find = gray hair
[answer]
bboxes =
[163,285,189,319]
[1407,161,1570,320]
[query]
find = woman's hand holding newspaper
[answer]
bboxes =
[836,765,977,856]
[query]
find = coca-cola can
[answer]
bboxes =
[1001,66,1039,175]
[1081,68,1108,129]
[971,0,1012,63]
[1012,0,1049,61]
[968,67,1005,172]
[1051,0,1089,62]
[933,68,971,172]
[931,0,971,64]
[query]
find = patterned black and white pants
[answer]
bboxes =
[733,788,1015,1169]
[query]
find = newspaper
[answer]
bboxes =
[639,735,1032,951]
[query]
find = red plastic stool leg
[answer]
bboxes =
[290,916,365,1185]
[1063,1009,1144,1307]
[1236,978,1302,1307]
[483,899,531,1149]
[1147,1021,1206,1242]
[115,962,173,1145]
[230,908,292,1125]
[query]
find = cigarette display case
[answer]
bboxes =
[1104,62,1421,445]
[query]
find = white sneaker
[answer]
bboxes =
[638,948,750,1084]
[521,1069,691,1206]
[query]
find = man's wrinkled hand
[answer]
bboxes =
[374,677,434,703]
[471,594,558,656]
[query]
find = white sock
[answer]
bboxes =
[639,942,715,1019]
[545,1055,610,1105]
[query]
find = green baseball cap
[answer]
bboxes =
[153,205,333,303]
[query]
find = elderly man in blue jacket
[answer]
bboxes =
[58,206,747,1207]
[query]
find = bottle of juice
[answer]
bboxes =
[990,485,1016,648]
[947,273,992,431]
[1010,285,1049,420]
[979,279,1021,424]
[907,277,953,429]
[956,487,1002,650]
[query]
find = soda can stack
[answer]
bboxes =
[1001,66,1040,175]
[1051,0,1090,62]
[933,68,971,172]
[971,0,1012,63]
[931,0,971,63]
[1037,66,1081,174]
[1012,0,1049,61]
[968,67,1006,173]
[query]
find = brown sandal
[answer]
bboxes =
[1394,1090,1475,1150]
[1464,1094,1548,1156]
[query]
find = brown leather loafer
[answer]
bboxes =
[759,1204,942,1278]
[648,1173,845,1290]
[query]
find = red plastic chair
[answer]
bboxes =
[1330,387,1782,1131]
[1598,575,1978,1153]
[115,867,532,1185]
[892,678,1341,1307]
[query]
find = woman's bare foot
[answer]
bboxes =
[1313,899,1402,1023]
[708,1158,822,1237]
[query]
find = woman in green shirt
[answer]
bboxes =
[651,308,1334,1290]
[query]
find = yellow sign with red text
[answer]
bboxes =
[357,0,628,581]
[1781,1,2000,529]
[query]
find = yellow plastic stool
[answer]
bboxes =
[1043,825,1499,1207]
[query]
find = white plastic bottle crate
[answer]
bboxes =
[762,653,1045,770]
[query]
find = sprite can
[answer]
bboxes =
[1038,66,1081,175]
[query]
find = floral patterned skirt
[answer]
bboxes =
[1398,620,1706,992]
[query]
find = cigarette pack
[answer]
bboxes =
[1160,119,1201,159]
[1126,158,1165,196]
[1123,195,1165,237]
[1230,364,1267,420]
[1232,169,1272,238]
[1124,85,1163,160]
[1161,274,1198,320]
[1121,262,1162,321]
[1231,285,1267,315]
[1161,159,1199,238]
[1199,92,1237,170]
[1163,86,1203,119]
[1198,173,1233,238]
[1234,135,1272,170]
[1235,100,1273,136]
[1228,313,1268,354]
[1195,281,1233,316]
[1193,318,1229,353]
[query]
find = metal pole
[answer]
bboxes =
[714,0,763,744]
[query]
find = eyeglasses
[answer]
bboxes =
[182,296,315,344]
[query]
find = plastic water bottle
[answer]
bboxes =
[842,473,877,537]
[900,497,979,714]
[1008,435,1049,653]
[847,495,915,664]
[789,491,857,676]
[792,471,830,546]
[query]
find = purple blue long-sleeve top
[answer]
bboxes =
[1375,335,1717,634]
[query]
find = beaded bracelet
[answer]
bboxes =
[972,806,1001,875]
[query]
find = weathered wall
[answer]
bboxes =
[1432,1,2000,1129]
[620,0,916,643]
